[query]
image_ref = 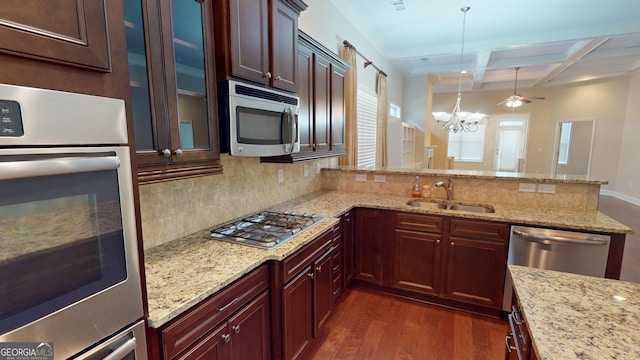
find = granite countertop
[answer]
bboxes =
[144,190,632,328]
[509,265,640,359]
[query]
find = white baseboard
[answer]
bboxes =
[600,189,640,207]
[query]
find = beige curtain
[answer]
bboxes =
[375,72,388,168]
[339,46,358,166]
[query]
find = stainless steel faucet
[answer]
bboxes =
[434,178,454,200]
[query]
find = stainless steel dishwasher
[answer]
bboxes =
[502,225,611,311]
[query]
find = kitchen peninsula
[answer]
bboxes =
[509,265,640,359]
[143,168,632,359]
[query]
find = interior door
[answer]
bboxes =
[493,115,528,172]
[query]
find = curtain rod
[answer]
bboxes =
[342,40,387,77]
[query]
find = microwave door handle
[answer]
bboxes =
[0,156,121,181]
[289,107,297,154]
[281,107,295,154]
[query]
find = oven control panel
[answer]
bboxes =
[0,100,24,137]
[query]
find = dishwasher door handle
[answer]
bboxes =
[512,229,609,246]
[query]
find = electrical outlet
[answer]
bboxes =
[316,162,321,174]
[277,168,284,183]
[518,183,536,192]
[374,175,386,183]
[355,174,367,182]
[303,165,309,177]
[537,184,556,193]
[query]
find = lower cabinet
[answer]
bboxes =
[158,265,270,360]
[356,210,509,313]
[279,225,341,360]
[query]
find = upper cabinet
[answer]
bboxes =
[214,0,307,92]
[123,0,222,183]
[0,2,130,106]
[262,31,348,163]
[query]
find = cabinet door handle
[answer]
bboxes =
[263,71,272,79]
[307,272,314,279]
[232,324,240,334]
[505,335,516,353]
[174,148,183,156]
[161,148,171,157]
[333,288,340,295]
[333,264,340,271]
[222,333,231,343]
[216,297,239,313]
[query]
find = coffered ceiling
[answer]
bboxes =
[329,0,640,93]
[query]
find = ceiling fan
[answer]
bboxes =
[497,67,545,108]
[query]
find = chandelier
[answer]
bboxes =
[433,6,487,133]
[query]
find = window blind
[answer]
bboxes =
[357,89,377,168]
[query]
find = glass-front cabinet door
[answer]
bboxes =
[123,0,221,182]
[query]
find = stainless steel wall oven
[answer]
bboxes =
[0,84,147,359]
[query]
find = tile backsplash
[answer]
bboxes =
[139,155,328,249]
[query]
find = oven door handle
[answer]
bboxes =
[0,156,120,181]
[512,229,609,246]
[102,338,137,360]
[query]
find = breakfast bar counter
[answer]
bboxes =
[509,265,640,359]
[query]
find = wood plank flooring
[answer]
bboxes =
[305,288,508,360]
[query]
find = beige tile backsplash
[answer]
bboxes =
[141,161,600,249]
[139,155,328,249]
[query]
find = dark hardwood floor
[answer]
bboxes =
[305,288,508,360]
[598,195,640,283]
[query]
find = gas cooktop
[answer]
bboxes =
[208,211,324,249]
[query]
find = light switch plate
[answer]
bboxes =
[374,175,386,183]
[355,174,367,182]
[518,183,536,192]
[277,169,284,183]
[316,162,321,174]
[538,184,556,193]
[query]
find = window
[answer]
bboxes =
[389,103,401,119]
[357,89,377,168]
[558,122,572,165]
[447,125,487,162]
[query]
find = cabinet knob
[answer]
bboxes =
[307,272,314,279]
[263,71,272,79]
[316,265,322,272]
[174,148,183,156]
[161,148,171,157]
[222,333,231,343]
[275,75,282,81]
[232,324,240,334]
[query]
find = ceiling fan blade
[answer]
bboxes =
[496,100,507,105]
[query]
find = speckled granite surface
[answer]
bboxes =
[509,265,640,360]
[145,190,632,328]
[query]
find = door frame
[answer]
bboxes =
[551,118,596,176]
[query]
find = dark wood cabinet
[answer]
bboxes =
[278,226,339,360]
[393,229,442,296]
[0,2,130,110]
[443,219,508,309]
[354,208,390,286]
[123,0,222,183]
[0,1,110,71]
[158,265,270,360]
[214,0,307,92]
[342,211,355,287]
[261,31,349,163]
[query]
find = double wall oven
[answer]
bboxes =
[0,84,147,359]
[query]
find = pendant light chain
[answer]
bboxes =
[457,6,470,99]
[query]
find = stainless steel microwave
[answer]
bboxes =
[219,80,300,157]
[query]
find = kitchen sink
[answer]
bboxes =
[406,199,495,213]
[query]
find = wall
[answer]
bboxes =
[298,0,404,120]
[139,155,328,249]
[615,72,640,203]
[427,76,632,196]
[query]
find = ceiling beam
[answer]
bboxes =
[534,37,609,87]
[473,50,491,90]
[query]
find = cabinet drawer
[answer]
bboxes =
[282,229,333,283]
[395,212,443,233]
[161,264,269,360]
[449,219,509,242]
